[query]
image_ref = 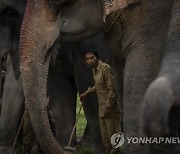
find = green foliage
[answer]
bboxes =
[76,96,87,137]
[76,145,94,154]
[76,96,94,154]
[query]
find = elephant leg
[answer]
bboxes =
[143,2,180,154]
[0,61,4,100]
[79,124,94,146]
[77,91,106,154]
[123,48,161,154]
[83,96,106,154]
[124,49,179,154]
[0,55,24,153]
[0,56,7,113]
[48,60,77,147]
[151,107,180,154]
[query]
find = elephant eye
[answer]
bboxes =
[0,7,20,26]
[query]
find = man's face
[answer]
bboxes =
[85,52,98,68]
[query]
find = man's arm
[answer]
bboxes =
[80,86,96,101]
[87,86,96,93]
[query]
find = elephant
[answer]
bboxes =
[142,1,180,153]
[0,0,26,152]
[19,0,180,154]
[19,0,105,152]
[143,0,180,147]
[0,0,25,109]
[0,54,24,153]
[0,0,27,110]
[0,0,95,153]
[0,4,111,151]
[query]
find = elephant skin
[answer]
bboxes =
[143,0,180,144]
[19,0,104,153]
[19,0,179,154]
[0,54,24,153]
[0,21,108,154]
[0,0,26,153]
[0,1,105,153]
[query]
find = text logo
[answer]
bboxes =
[111,132,125,148]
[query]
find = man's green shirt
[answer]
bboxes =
[88,60,121,117]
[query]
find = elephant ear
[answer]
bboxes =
[103,0,140,20]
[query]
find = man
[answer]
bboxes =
[80,47,122,154]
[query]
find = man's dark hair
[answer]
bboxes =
[83,46,100,59]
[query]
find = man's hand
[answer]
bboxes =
[104,106,112,117]
[80,91,88,102]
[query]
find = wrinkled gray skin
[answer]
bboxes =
[0,27,107,154]
[0,0,26,107]
[105,0,180,153]
[143,0,180,144]
[0,0,24,152]
[0,0,27,105]
[0,1,105,153]
[19,0,180,154]
[20,0,103,153]
[0,0,26,152]
[106,1,180,153]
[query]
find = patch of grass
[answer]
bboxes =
[76,95,87,138]
[76,145,94,154]
[76,96,94,154]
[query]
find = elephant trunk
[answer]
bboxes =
[20,0,63,153]
[143,0,180,137]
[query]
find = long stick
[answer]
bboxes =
[67,101,83,147]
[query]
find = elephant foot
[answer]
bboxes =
[123,143,149,154]
[78,133,94,147]
[151,143,180,154]
[78,137,105,154]
[76,145,105,154]
[93,144,105,154]
[78,134,105,153]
